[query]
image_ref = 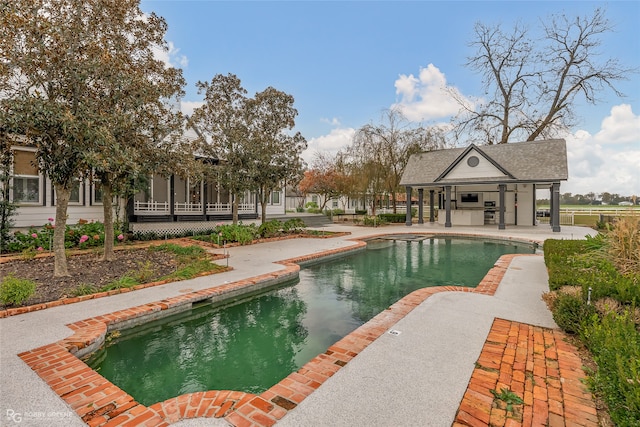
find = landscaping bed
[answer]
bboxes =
[542,216,640,426]
[0,243,228,313]
[0,248,177,308]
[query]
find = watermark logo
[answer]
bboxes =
[6,409,21,423]
[5,408,75,424]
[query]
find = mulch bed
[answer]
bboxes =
[0,248,178,309]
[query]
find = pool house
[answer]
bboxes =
[400,139,568,232]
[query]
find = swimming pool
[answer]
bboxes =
[86,236,536,406]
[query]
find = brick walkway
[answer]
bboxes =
[454,318,599,427]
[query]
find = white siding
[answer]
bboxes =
[445,151,507,180]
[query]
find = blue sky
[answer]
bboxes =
[141,0,640,197]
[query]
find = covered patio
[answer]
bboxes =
[400,139,568,232]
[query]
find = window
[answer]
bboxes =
[53,177,83,205]
[93,182,103,204]
[332,200,338,208]
[12,149,41,204]
[69,178,82,204]
[270,191,280,205]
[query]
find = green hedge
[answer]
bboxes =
[545,238,640,426]
[543,239,589,290]
[378,213,406,223]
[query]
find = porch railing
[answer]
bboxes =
[134,200,170,214]
[206,203,255,214]
[174,202,203,214]
[134,200,256,215]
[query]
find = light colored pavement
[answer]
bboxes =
[0,222,595,426]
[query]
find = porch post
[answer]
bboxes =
[202,181,207,218]
[551,182,561,232]
[498,184,506,230]
[405,186,412,226]
[126,197,134,225]
[444,185,452,228]
[417,188,424,224]
[169,175,175,220]
[429,190,435,223]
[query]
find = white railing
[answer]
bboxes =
[134,200,170,214]
[135,200,257,216]
[206,202,231,213]
[205,203,255,214]
[174,202,203,214]
[537,212,575,226]
[559,208,637,216]
[238,203,255,213]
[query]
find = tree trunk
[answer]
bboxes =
[53,183,70,277]
[232,192,239,224]
[102,181,114,262]
[260,187,269,223]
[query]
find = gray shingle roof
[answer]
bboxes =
[400,139,568,187]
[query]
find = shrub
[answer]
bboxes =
[324,209,344,216]
[216,223,260,245]
[258,220,283,238]
[544,239,590,290]
[550,291,595,335]
[355,209,367,215]
[361,215,387,227]
[378,213,406,223]
[305,201,318,209]
[545,230,640,425]
[0,274,36,306]
[283,218,305,232]
[69,284,98,297]
[581,311,640,426]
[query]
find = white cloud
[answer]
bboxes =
[152,41,188,69]
[321,117,342,127]
[302,127,356,164]
[561,104,640,197]
[593,104,640,144]
[391,64,474,122]
[181,101,204,117]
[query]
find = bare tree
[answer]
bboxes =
[455,8,634,144]
[350,109,446,213]
[454,22,537,144]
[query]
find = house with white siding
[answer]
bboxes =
[6,122,285,230]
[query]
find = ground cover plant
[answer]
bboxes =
[543,216,640,425]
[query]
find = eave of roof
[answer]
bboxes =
[400,139,568,187]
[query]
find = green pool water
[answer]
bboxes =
[86,236,535,405]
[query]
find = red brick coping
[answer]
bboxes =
[454,318,598,427]
[16,236,577,427]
